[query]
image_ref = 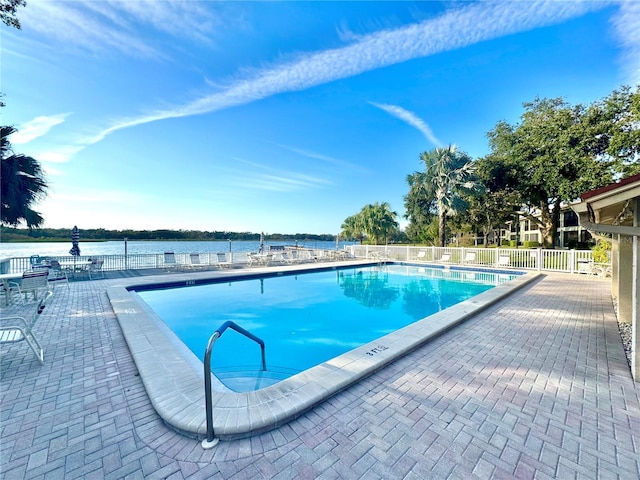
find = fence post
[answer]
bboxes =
[569,249,575,274]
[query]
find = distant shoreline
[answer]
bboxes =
[0,227,341,244]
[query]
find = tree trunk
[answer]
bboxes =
[439,213,446,247]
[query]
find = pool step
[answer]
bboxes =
[214,366,300,392]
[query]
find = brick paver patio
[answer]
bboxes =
[1,272,638,479]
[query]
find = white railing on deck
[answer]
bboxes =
[1,246,608,276]
[347,245,608,275]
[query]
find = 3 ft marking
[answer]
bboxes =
[185,280,196,285]
[365,345,389,356]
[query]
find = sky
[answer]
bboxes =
[2,1,639,235]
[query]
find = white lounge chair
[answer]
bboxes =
[498,255,511,267]
[415,251,428,262]
[280,252,296,264]
[464,251,476,264]
[440,253,451,263]
[216,253,232,268]
[164,252,179,270]
[0,290,53,364]
[577,259,595,275]
[187,253,206,270]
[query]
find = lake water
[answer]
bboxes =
[0,240,357,259]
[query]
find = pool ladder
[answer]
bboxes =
[202,321,266,449]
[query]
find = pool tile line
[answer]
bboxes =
[107,264,541,441]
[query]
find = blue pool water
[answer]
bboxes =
[136,264,519,391]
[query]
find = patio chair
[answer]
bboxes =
[464,251,476,264]
[88,259,105,279]
[280,252,296,264]
[47,260,70,290]
[164,252,179,270]
[9,270,49,304]
[498,254,511,267]
[216,253,232,268]
[440,252,452,263]
[415,250,428,262]
[187,253,207,270]
[0,290,53,364]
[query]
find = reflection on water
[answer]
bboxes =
[138,264,520,391]
[338,269,400,309]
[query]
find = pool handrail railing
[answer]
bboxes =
[202,320,266,448]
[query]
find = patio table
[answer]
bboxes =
[0,272,24,306]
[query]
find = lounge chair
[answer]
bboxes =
[440,252,452,263]
[577,259,595,275]
[164,252,179,270]
[186,253,206,270]
[10,270,50,304]
[280,252,296,264]
[464,251,476,264]
[498,254,511,267]
[216,253,232,269]
[415,250,428,262]
[0,290,53,364]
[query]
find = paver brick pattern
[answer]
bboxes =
[1,273,638,479]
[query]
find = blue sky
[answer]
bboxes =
[3,1,639,235]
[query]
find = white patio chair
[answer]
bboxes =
[164,252,179,270]
[464,251,476,264]
[47,260,70,290]
[10,270,49,304]
[216,253,232,268]
[0,290,53,364]
[88,259,105,279]
[498,255,511,267]
[415,251,428,262]
[187,253,206,270]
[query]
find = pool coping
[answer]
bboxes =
[107,261,541,441]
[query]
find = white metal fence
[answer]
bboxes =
[347,245,609,275]
[0,248,340,275]
[0,245,610,276]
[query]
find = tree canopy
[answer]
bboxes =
[482,86,639,247]
[405,145,478,247]
[1,125,48,228]
[1,0,26,29]
[341,202,399,245]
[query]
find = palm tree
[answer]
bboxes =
[417,145,478,247]
[341,214,365,244]
[358,202,398,245]
[1,126,48,227]
[341,202,399,245]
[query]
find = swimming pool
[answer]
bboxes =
[136,264,519,392]
[108,260,539,440]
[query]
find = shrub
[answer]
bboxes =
[592,239,611,263]
[509,240,518,248]
[523,241,540,248]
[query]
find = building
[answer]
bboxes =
[572,173,640,381]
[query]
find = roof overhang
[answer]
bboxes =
[572,173,640,237]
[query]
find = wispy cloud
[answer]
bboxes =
[22,0,220,59]
[275,144,369,173]
[42,0,610,159]
[11,113,72,144]
[370,103,441,147]
[227,157,333,192]
[611,1,640,85]
[89,1,607,140]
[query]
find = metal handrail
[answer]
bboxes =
[202,321,266,448]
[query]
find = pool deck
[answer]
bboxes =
[1,265,639,479]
